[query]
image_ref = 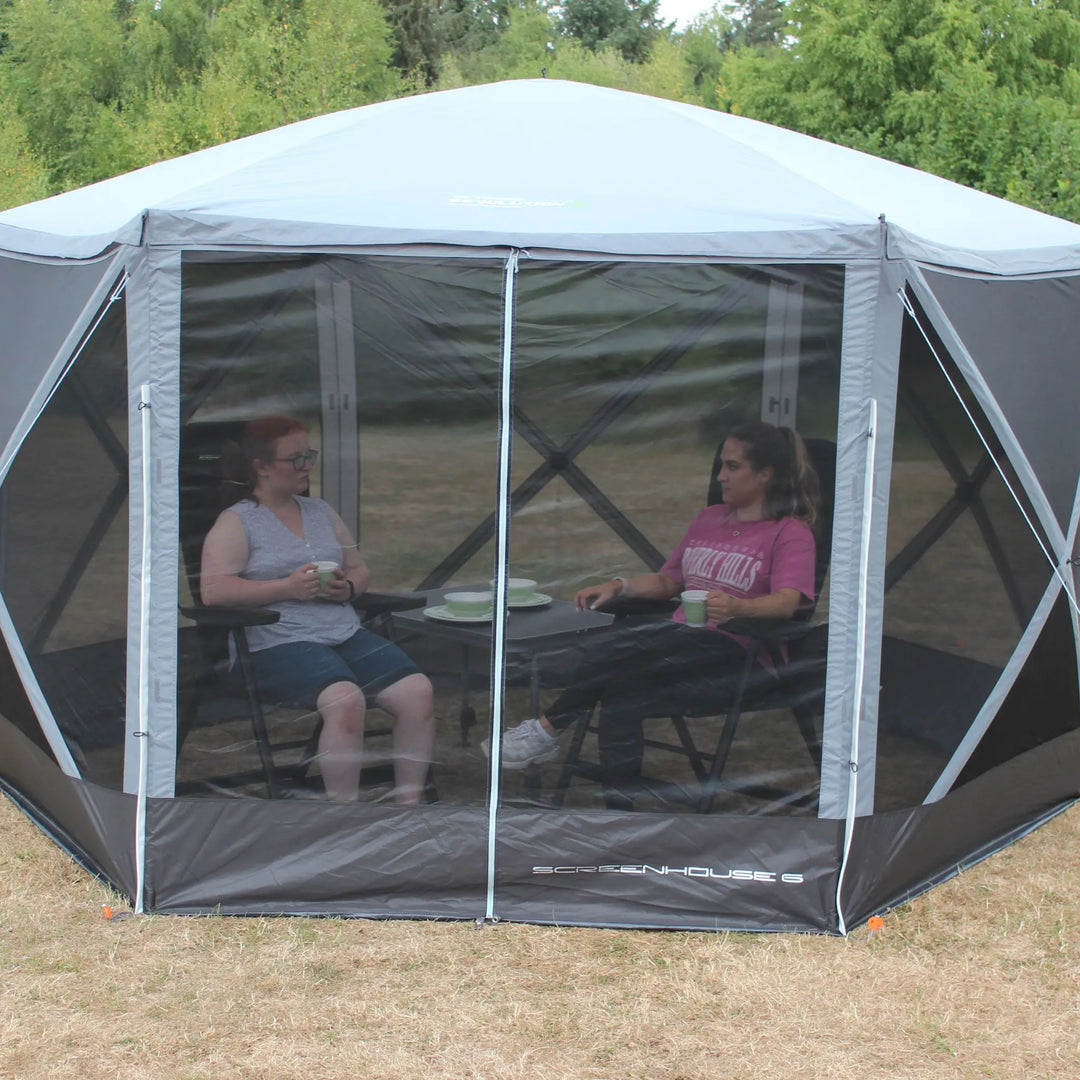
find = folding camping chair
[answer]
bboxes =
[549,437,835,813]
[175,419,429,799]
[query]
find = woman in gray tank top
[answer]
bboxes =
[200,417,435,803]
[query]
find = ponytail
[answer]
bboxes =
[727,421,820,529]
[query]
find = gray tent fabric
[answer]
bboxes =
[0,80,1078,933]
[3,80,1080,271]
[918,268,1080,534]
[0,252,121,465]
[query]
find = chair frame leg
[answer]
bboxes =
[551,711,598,809]
[695,648,758,813]
[793,703,822,768]
[544,648,824,816]
[234,632,283,798]
[670,715,709,781]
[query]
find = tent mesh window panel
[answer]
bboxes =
[0,624,58,764]
[0,297,128,788]
[175,253,506,803]
[875,306,1059,812]
[502,260,843,815]
[955,591,1079,786]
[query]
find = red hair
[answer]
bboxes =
[221,416,307,507]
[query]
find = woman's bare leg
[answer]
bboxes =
[314,680,366,801]
[374,673,436,804]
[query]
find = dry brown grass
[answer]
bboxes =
[1,793,1077,1080]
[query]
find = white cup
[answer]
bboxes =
[445,590,493,617]
[314,561,340,594]
[681,589,709,627]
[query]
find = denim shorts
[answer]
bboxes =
[247,627,419,708]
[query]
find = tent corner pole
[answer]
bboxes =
[834,398,878,935]
[133,381,153,914]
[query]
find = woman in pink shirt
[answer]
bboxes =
[485,421,821,789]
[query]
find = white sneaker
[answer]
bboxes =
[481,718,561,770]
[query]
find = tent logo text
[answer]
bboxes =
[532,864,805,884]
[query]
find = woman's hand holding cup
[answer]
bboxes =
[286,563,321,601]
[319,567,351,602]
[705,590,741,624]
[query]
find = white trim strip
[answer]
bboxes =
[1067,473,1080,713]
[133,384,153,914]
[835,399,877,935]
[484,251,519,923]
[924,574,1062,802]
[0,594,81,776]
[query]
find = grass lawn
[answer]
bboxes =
[0,792,1076,1080]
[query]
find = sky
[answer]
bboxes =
[657,0,713,30]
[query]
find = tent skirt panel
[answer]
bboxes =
[143,797,489,917]
[0,716,138,899]
[492,809,842,932]
[838,728,1080,925]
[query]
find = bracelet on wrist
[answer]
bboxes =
[345,579,356,602]
[612,576,627,595]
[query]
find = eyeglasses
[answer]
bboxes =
[271,448,319,470]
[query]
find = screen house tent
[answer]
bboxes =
[1,79,1078,933]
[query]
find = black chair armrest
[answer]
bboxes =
[353,591,427,618]
[179,604,281,628]
[724,617,827,679]
[595,595,679,619]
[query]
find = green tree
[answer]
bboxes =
[720,0,1080,221]
[0,0,403,195]
[434,0,696,93]
[671,2,783,110]
[1,0,140,188]
[381,0,509,84]
[277,0,403,115]
[0,83,49,209]
[435,0,553,84]
[725,0,785,48]
[558,0,667,63]
[678,4,736,107]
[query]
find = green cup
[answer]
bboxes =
[681,589,708,627]
[314,561,339,594]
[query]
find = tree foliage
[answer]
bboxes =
[557,0,666,63]
[381,0,509,85]
[0,0,402,196]
[3,0,1080,230]
[434,1,700,100]
[719,0,1080,220]
[0,79,48,209]
[723,0,785,48]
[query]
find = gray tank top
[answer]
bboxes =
[229,496,360,652]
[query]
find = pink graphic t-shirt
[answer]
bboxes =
[659,505,816,643]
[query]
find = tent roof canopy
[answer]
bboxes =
[3,79,1080,272]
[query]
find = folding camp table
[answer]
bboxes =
[390,586,614,745]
